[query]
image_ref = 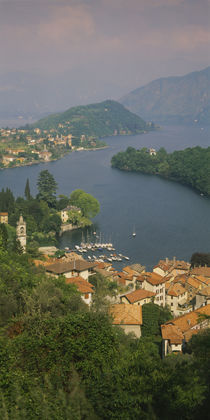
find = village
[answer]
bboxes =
[32,241,210,359]
[0,126,104,168]
[0,201,210,360]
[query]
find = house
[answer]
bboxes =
[161,304,210,357]
[166,283,188,316]
[141,272,166,306]
[195,286,210,309]
[0,212,8,224]
[153,258,190,278]
[38,150,52,161]
[2,155,16,165]
[60,205,81,223]
[45,260,96,280]
[109,303,142,338]
[149,148,157,156]
[65,276,94,305]
[114,271,136,288]
[120,289,155,306]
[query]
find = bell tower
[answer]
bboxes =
[16,215,26,252]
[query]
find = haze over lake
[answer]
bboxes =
[1,124,210,270]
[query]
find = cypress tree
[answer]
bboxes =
[24,178,31,200]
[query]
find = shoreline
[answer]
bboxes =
[0,145,109,171]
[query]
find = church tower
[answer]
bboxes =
[16,215,26,252]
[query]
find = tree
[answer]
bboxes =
[0,223,8,250]
[24,178,31,200]
[69,189,100,218]
[37,170,57,208]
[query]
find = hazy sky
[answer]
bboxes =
[0,0,210,99]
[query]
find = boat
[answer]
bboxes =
[132,226,136,237]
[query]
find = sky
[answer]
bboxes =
[0,0,209,107]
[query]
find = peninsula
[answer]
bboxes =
[111,146,210,196]
[0,100,153,169]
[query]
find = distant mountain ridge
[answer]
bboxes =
[120,67,210,124]
[26,100,151,138]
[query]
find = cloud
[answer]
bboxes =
[37,5,95,45]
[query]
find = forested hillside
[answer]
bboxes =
[111,146,210,196]
[26,100,151,138]
[0,240,209,419]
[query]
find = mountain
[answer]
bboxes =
[26,100,150,137]
[120,67,210,124]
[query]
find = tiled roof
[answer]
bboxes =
[165,304,210,333]
[65,276,94,294]
[143,272,166,286]
[161,324,184,344]
[191,267,210,278]
[46,260,96,274]
[110,304,142,325]
[167,283,186,297]
[187,277,202,290]
[122,289,155,303]
[198,286,210,297]
[155,259,190,272]
[122,266,138,276]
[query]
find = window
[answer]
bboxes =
[84,294,89,299]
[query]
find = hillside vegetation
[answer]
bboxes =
[27,100,151,138]
[111,146,210,196]
[0,238,209,418]
[120,67,210,124]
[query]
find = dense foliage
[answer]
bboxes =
[111,146,210,196]
[0,172,100,250]
[0,244,209,419]
[29,100,150,137]
[190,252,210,267]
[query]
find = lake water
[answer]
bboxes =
[1,125,210,270]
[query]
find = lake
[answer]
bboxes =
[1,124,210,270]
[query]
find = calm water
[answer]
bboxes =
[1,125,210,270]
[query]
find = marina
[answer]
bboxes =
[72,241,130,264]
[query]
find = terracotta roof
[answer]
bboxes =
[94,261,112,270]
[122,289,155,303]
[167,283,186,297]
[173,274,188,284]
[65,276,94,294]
[110,304,142,325]
[193,275,210,285]
[155,259,190,272]
[191,267,210,278]
[187,277,202,290]
[0,212,8,216]
[136,275,145,283]
[122,266,138,276]
[46,260,96,274]
[143,272,166,286]
[198,286,210,297]
[165,304,210,333]
[161,324,184,344]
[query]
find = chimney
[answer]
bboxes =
[166,257,169,264]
